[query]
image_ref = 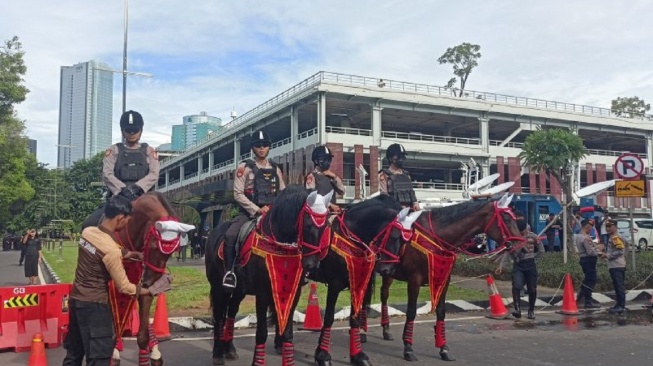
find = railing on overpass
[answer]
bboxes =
[212,159,234,171]
[326,126,372,136]
[298,128,318,140]
[382,131,481,145]
[489,140,647,158]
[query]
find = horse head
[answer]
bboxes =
[263,185,331,273]
[122,192,194,287]
[482,193,525,253]
[374,208,422,276]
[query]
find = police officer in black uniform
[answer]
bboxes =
[223,130,285,289]
[378,143,420,210]
[304,145,344,213]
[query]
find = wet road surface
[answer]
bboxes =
[3,307,653,365]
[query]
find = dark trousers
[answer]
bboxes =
[19,246,26,265]
[545,233,555,252]
[579,256,598,302]
[223,214,251,270]
[512,259,538,292]
[609,267,626,308]
[63,299,115,366]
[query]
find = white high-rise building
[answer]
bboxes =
[57,60,113,168]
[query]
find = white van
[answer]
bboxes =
[614,219,653,250]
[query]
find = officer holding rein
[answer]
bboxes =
[305,145,344,213]
[223,130,285,289]
[103,110,160,201]
[378,143,420,210]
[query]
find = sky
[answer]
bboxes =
[3,1,653,167]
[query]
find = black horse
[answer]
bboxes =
[309,195,422,366]
[205,184,332,366]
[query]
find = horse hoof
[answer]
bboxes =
[382,331,394,341]
[316,359,332,366]
[212,356,225,365]
[274,345,282,355]
[403,351,418,362]
[150,358,163,366]
[350,353,372,366]
[360,333,367,343]
[111,359,121,366]
[225,351,239,360]
[440,350,456,362]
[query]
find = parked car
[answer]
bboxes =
[614,219,653,250]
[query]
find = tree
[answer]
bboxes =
[0,36,29,122]
[611,96,650,118]
[437,42,482,97]
[519,128,587,259]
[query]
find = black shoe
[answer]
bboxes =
[222,271,237,289]
[584,303,601,309]
[608,306,625,315]
[527,310,535,320]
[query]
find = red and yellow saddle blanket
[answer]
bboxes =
[108,259,143,337]
[330,231,376,317]
[410,230,457,313]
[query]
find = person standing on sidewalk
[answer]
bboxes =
[496,219,545,320]
[23,229,42,285]
[574,219,602,309]
[601,219,627,315]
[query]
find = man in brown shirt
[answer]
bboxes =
[378,143,420,210]
[223,130,285,289]
[63,196,166,365]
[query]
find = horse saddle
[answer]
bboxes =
[236,218,258,253]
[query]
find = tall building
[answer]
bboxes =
[27,139,37,156]
[57,60,113,168]
[170,111,221,151]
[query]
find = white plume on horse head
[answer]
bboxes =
[497,193,514,209]
[398,209,423,230]
[155,221,196,240]
[306,190,329,214]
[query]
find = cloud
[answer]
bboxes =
[2,0,652,166]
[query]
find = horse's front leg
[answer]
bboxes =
[136,295,163,366]
[380,275,394,341]
[315,283,342,366]
[252,295,270,366]
[349,305,372,366]
[435,278,455,361]
[278,287,302,366]
[402,276,421,362]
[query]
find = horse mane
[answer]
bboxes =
[427,199,490,226]
[263,184,309,243]
[344,194,403,242]
[149,191,178,218]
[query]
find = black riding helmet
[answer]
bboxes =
[386,143,406,161]
[250,130,271,147]
[312,145,333,163]
[119,110,144,131]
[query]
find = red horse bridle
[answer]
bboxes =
[118,215,182,274]
[294,203,329,256]
[336,214,413,263]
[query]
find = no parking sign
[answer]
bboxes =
[614,153,643,180]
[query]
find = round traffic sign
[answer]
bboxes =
[615,153,644,180]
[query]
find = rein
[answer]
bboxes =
[260,203,328,253]
[335,213,409,263]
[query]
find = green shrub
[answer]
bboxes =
[453,251,653,292]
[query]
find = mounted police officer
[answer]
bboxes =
[378,143,420,210]
[305,145,344,213]
[103,110,160,201]
[223,130,285,289]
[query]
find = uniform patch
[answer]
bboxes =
[237,166,245,178]
[105,148,113,157]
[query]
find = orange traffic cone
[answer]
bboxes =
[557,273,579,315]
[152,293,172,341]
[299,283,323,331]
[486,275,509,319]
[27,333,47,366]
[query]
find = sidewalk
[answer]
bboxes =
[0,251,42,287]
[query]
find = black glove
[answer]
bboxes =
[119,184,144,201]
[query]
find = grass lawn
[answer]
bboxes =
[43,241,486,317]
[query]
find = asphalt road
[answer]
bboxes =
[3,309,653,366]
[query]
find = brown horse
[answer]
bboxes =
[108,192,189,365]
[364,194,524,362]
[309,195,422,366]
[205,185,332,366]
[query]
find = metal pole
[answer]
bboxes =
[563,204,568,264]
[122,0,129,113]
[630,197,636,273]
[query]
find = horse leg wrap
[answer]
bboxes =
[214,318,224,344]
[359,308,368,332]
[402,320,414,345]
[138,349,150,366]
[253,344,266,366]
[222,317,235,342]
[282,342,295,366]
[319,327,332,352]
[349,327,363,357]
[148,323,159,348]
[115,337,124,352]
[381,305,390,327]
[435,320,447,348]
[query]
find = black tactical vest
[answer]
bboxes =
[312,172,337,204]
[381,169,416,205]
[244,159,280,206]
[114,143,149,187]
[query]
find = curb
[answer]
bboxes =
[165,289,653,331]
[41,256,61,284]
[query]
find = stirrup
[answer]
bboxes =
[223,271,237,288]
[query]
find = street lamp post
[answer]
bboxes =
[123,0,129,114]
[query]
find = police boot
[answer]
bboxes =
[511,288,521,319]
[222,242,237,290]
[527,292,536,320]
